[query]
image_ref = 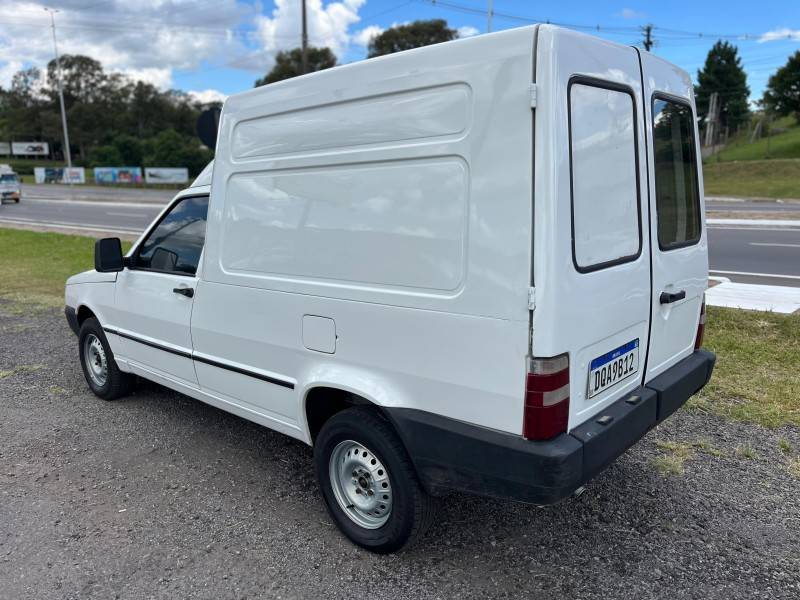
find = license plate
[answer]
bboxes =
[587,339,639,398]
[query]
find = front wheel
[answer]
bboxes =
[78,317,134,400]
[314,407,437,553]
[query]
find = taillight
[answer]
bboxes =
[523,354,570,440]
[694,297,706,351]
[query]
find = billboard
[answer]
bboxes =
[34,167,86,184]
[12,141,49,156]
[94,167,143,184]
[0,142,10,155]
[145,167,189,184]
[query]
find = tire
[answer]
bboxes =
[78,317,134,400]
[314,407,437,553]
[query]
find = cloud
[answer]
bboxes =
[457,25,480,38]
[119,68,173,90]
[352,25,384,47]
[0,0,251,88]
[188,89,228,104]
[759,28,800,43]
[254,0,366,65]
[619,8,646,20]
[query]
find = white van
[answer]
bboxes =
[65,25,715,553]
[0,165,21,203]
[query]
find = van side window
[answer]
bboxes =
[652,97,701,249]
[568,80,642,272]
[133,196,209,275]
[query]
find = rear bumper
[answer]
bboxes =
[388,349,715,504]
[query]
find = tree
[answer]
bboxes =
[0,55,212,167]
[255,47,337,86]
[367,19,457,58]
[695,41,750,132]
[762,51,800,122]
[143,129,213,176]
[88,144,123,167]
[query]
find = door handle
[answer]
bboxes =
[660,290,686,304]
[173,287,194,298]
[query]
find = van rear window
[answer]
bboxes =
[652,97,701,249]
[568,80,642,272]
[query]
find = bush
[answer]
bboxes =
[88,145,123,167]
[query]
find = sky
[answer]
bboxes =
[0,0,798,105]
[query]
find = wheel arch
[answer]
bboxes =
[303,383,396,444]
[76,304,97,327]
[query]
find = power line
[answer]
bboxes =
[416,0,793,43]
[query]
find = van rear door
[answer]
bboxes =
[533,27,652,430]
[637,51,707,380]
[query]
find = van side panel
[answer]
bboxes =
[231,83,470,159]
[194,28,538,437]
[220,157,468,292]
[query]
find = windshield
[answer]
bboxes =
[0,174,19,183]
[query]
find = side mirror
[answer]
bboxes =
[94,237,124,272]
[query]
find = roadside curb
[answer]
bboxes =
[707,218,800,228]
[706,195,800,204]
[707,277,800,314]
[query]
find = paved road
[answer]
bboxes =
[0,197,163,237]
[707,226,800,287]
[707,198,800,214]
[2,194,799,287]
[22,183,174,204]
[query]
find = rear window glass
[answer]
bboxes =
[652,98,701,249]
[569,81,642,272]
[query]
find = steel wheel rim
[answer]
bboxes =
[83,334,108,387]
[329,440,393,529]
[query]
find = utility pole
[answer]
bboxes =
[487,0,493,33]
[642,24,654,52]
[704,92,720,149]
[301,0,309,75]
[44,7,72,170]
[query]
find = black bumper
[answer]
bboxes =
[388,349,716,504]
[65,306,80,336]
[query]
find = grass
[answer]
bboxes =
[702,159,800,199]
[0,364,44,379]
[651,439,726,476]
[708,117,800,163]
[0,229,131,308]
[779,439,793,454]
[735,445,758,459]
[652,454,686,476]
[691,306,800,429]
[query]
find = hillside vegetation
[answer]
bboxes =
[702,116,800,198]
[703,159,800,199]
[708,117,800,163]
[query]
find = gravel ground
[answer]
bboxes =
[1,301,799,599]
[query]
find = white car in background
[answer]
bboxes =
[0,166,21,203]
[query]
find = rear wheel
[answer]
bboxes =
[314,407,437,553]
[78,317,134,400]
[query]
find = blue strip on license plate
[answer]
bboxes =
[590,339,639,370]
